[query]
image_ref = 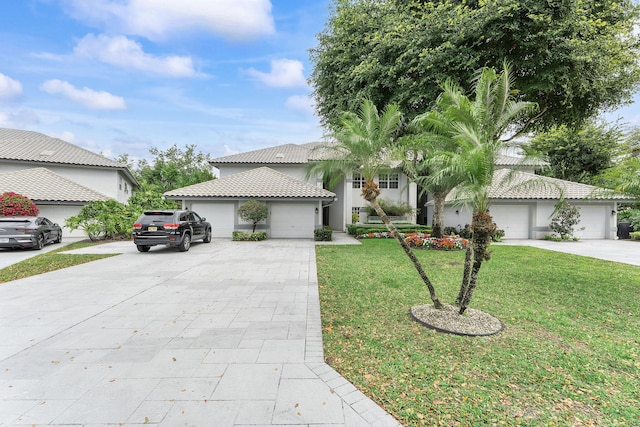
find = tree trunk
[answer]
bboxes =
[456,243,473,306]
[458,211,496,315]
[363,181,443,309]
[431,192,447,238]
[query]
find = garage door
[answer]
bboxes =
[490,205,530,239]
[574,205,606,239]
[191,202,235,238]
[270,203,315,238]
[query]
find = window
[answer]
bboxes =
[124,182,129,193]
[352,172,365,189]
[379,173,399,189]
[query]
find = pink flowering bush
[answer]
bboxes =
[0,192,39,216]
[356,231,468,250]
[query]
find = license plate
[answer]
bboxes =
[148,226,157,231]
[0,238,8,243]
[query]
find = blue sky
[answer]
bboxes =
[0,0,331,162]
[0,0,638,165]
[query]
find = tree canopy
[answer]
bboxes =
[526,121,621,185]
[310,0,640,132]
[123,144,215,194]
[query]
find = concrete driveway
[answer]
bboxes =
[497,239,640,267]
[0,238,399,426]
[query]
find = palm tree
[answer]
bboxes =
[424,64,538,314]
[401,83,471,238]
[308,99,443,309]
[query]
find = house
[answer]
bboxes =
[0,128,138,236]
[164,166,336,238]
[164,140,626,240]
[443,169,632,240]
[207,142,417,235]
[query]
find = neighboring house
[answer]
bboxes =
[0,128,138,236]
[443,169,632,240]
[164,167,336,238]
[0,168,109,236]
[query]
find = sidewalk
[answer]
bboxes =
[0,237,399,426]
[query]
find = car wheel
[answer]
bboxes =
[136,245,150,252]
[54,233,62,244]
[178,233,191,252]
[34,234,45,250]
[203,228,212,243]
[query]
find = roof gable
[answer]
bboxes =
[164,167,336,199]
[0,167,110,202]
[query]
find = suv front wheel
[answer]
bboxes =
[178,233,191,252]
[203,227,212,243]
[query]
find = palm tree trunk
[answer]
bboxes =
[456,243,473,306]
[458,212,496,315]
[364,183,443,309]
[431,192,447,238]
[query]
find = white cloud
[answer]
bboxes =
[0,73,23,100]
[285,95,315,115]
[246,59,307,88]
[74,34,197,77]
[41,79,126,110]
[65,0,274,41]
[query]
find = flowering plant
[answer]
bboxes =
[0,192,39,216]
[357,230,468,250]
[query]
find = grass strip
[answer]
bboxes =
[0,241,118,284]
[316,239,640,426]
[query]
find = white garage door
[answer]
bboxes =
[270,203,315,238]
[574,205,606,239]
[191,202,235,238]
[490,205,530,239]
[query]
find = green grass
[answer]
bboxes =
[316,240,640,427]
[0,241,118,284]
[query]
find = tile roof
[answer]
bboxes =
[0,168,110,202]
[211,143,316,165]
[495,154,548,168]
[0,128,124,168]
[164,167,336,200]
[447,169,632,202]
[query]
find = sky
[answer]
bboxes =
[1,0,639,166]
[0,0,332,163]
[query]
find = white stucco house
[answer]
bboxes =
[163,141,629,240]
[0,128,138,236]
[164,142,416,239]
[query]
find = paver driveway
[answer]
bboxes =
[0,238,400,426]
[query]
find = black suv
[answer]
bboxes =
[133,210,211,252]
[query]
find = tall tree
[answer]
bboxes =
[425,64,537,314]
[311,0,640,132]
[525,121,621,184]
[307,99,443,309]
[137,144,215,193]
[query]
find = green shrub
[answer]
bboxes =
[314,226,333,241]
[618,208,640,230]
[232,231,267,241]
[493,229,505,242]
[347,224,431,236]
[630,231,640,241]
[363,199,415,217]
[0,192,39,216]
[66,200,136,241]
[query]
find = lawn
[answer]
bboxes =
[0,241,117,284]
[315,239,640,427]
